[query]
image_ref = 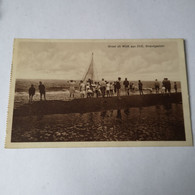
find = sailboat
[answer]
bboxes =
[82,53,96,82]
[15,54,183,115]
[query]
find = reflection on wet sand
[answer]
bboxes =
[124,108,129,116]
[116,110,122,119]
[11,103,185,142]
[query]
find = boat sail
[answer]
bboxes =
[82,53,95,83]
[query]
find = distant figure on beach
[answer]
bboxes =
[154,79,160,94]
[138,80,143,95]
[174,82,177,93]
[161,84,166,94]
[100,78,106,98]
[95,82,101,98]
[123,78,129,96]
[116,77,122,97]
[28,84,35,103]
[87,78,92,86]
[129,82,132,92]
[39,81,46,100]
[167,78,171,94]
[91,82,96,97]
[86,84,93,98]
[106,81,110,97]
[69,80,76,98]
[110,82,114,96]
[131,82,135,92]
[113,82,117,94]
[162,78,167,93]
[79,80,86,98]
[163,78,171,94]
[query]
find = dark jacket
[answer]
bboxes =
[29,86,35,95]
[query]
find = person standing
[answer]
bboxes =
[113,81,117,94]
[174,82,177,93]
[138,80,143,95]
[123,78,130,96]
[163,78,168,93]
[100,78,106,98]
[167,78,171,94]
[91,82,96,97]
[87,78,92,86]
[39,81,46,100]
[154,79,160,94]
[106,81,110,97]
[129,82,133,93]
[86,84,93,98]
[161,83,166,94]
[28,84,35,103]
[69,80,76,98]
[79,80,86,98]
[131,82,135,93]
[94,82,100,98]
[110,82,114,97]
[116,77,122,97]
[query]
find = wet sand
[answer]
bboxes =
[11,104,185,142]
[11,93,185,142]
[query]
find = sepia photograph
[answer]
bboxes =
[6,39,192,148]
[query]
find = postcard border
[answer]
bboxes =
[5,38,193,148]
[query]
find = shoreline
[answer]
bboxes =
[13,93,182,116]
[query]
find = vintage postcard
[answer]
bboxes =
[6,39,193,148]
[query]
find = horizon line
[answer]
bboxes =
[16,78,181,82]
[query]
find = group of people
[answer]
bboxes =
[78,78,135,98]
[77,77,178,98]
[28,81,46,103]
[76,78,145,98]
[154,78,177,94]
[82,79,115,98]
[28,78,178,102]
[70,79,115,98]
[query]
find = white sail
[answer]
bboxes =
[83,53,95,82]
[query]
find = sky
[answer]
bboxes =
[14,40,181,81]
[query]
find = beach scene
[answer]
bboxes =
[10,40,186,143]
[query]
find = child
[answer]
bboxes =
[161,85,166,94]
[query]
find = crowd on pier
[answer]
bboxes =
[76,77,177,98]
[27,78,178,102]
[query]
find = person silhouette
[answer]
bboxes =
[39,81,46,100]
[138,80,143,95]
[116,77,122,97]
[154,79,160,94]
[123,78,130,95]
[28,84,35,103]
[174,82,177,93]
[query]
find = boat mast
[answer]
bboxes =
[83,52,94,82]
